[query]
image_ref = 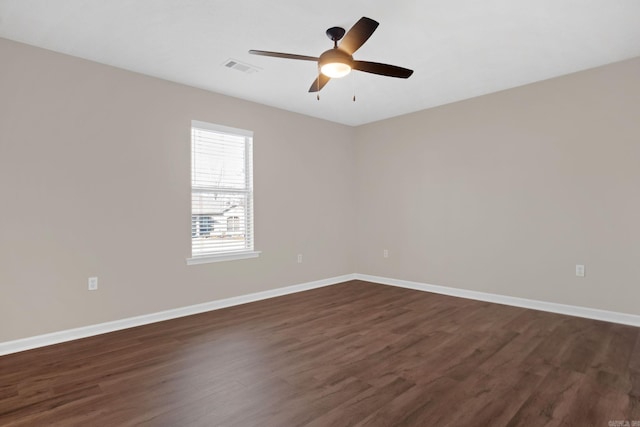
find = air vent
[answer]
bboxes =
[222,59,260,74]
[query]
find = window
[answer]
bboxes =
[188,121,259,264]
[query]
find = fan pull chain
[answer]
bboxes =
[352,73,356,102]
[317,66,321,100]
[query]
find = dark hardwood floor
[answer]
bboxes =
[1,280,639,426]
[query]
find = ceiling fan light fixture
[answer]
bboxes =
[320,62,351,78]
[318,49,353,78]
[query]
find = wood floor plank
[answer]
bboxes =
[1,280,639,426]
[357,377,461,427]
[303,376,414,427]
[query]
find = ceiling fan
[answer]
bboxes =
[249,17,413,93]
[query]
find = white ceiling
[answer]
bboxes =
[1,0,640,126]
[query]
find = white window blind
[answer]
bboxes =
[190,120,254,261]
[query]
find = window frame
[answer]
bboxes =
[186,120,260,265]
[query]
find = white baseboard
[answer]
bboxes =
[3,272,639,356]
[0,274,356,356]
[354,273,640,328]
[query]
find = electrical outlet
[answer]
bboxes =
[297,254,303,264]
[383,249,389,258]
[88,277,98,291]
[575,265,585,277]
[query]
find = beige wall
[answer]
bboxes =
[2,36,639,343]
[354,57,640,315]
[0,38,355,342]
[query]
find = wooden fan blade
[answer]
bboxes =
[353,61,414,78]
[308,74,331,92]
[339,17,379,55]
[249,50,319,62]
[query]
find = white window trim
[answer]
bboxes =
[191,120,253,138]
[186,250,261,265]
[188,120,258,264]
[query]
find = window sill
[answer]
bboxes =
[186,251,261,265]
